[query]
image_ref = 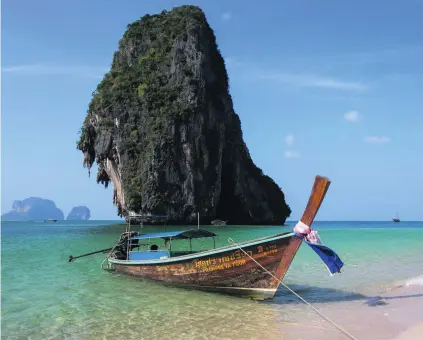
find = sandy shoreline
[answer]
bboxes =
[278,281,423,340]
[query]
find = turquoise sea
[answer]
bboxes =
[2,221,423,339]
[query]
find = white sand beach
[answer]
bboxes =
[279,279,423,340]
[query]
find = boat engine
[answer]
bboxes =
[113,231,140,259]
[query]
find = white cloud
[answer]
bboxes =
[364,136,390,144]
[284,150,300,158]
[344,110,359,122]
[312,79,367,91]
[225,57,369,92]
[260,73,368,91]
[285,134,294,146]
[221,12,232,21]
[284,135,299,158]
[2,63,108,79]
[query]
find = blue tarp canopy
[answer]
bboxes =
[131,229,217,241]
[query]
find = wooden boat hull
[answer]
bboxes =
[108,232,302,300]
[106,175,333,300]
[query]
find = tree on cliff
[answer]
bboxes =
[77,5,291,225]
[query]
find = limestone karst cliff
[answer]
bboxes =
[77,5,291,224]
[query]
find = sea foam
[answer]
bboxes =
[404,275,423,287]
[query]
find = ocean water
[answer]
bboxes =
[1,220,423,339]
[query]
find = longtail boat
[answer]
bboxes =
[70,175,343,300]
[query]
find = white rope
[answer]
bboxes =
[228,238,359,340]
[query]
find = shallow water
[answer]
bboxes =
[2,221,423,339]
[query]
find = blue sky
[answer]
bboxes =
[2,0,422,220]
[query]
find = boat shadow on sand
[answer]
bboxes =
[267,284,423,308]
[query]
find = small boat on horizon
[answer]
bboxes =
[44,219,57,222]
[69,175,344,300]
[392,212,400,223]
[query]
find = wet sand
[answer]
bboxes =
[279,283,423,340]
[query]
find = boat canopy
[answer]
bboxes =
[131,229,217,241]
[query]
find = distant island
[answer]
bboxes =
[1,197,64,221]
[67,206,91,220]
[1,198,91,222]
[76,5,291,225]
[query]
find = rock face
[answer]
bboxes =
[67,206,91,220]
[77,5,291,225]
[1,197,64,221]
